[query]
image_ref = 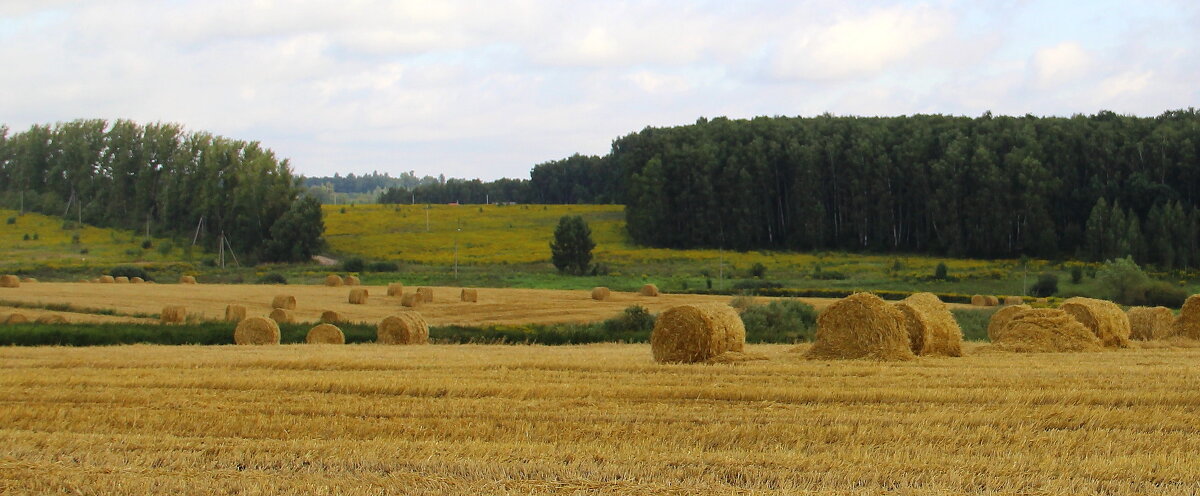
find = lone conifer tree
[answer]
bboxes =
[550,215,595,275]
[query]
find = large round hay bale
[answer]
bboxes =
[306,323,345,344]
[893,292,963,357]
[320,310,343,324]
[639,284,660,297]
[114,276,130,284]
[417,287,434,303]
[234,316,281,345]
[971,295,986,306]
[592,287,611,301]
[387,283,404,297]
[0,275,19,288]
[1003,296,1023,305]
[377,313,430,344]
[325,274,344,287]
[1171,295,1200,339]
[20,277,36,283]
[806,292,914,361]
[160,305,187,324]
[179,275,197,284]
[271,295,297,310]
[269,308,294,324]
[3,313,29,324]
[130,276,144,284]
[1060,297,1131,348]
[35,314,66,324]
[99,275,115,283]
[650,304,745,363]
[224,304,247,323]
[401,293,423,307]
[460,289,478,302]
[348,288,368,305]
[345,275,361,286]
[1127,306,1175,340]
[990,308,1102,352]
[988,304,1032,341]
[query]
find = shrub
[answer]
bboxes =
[740,299,818,343]
[1096,257,1149,304]
[934,262,948,280]
[732,280,783,291]
[71,232,81,245]
[141,239,152,250]
[256,273,288,285]
[5,217,14,225]
[367,261,399,272]
[157,241,173,255]
[1070,266,1084,284]
[341,256,365,272]
[110,265,149,281]
[1029,273,1059,297]
[1141,281,1187,308]
[750,262,767,279]
[32,233,38,240]
[600,305,656,334]
[22,233,29,241]
[729,295,757,312]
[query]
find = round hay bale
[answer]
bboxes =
[401,293,423,308]
[650,304,745,364]
[639,284,660,297]
[984,295,1000,306]
[348,288,369,304]
[990,308,1102,352]
[3,313,29,325]
[271,295,297,310]
[90,278,100,283]
[988,304,1032,341]
[99,275,115,284]
[224,304,247,323]
[235,316,281,345]
[377,313,430,344]
[894,292,963,357]
[306,323,345,344]
[1060,297,1132,348]
[591,287,611,301]
[160,305,187,324]
[130,276,144,284]
[971,295,986,306]
[806,292,914,361]
[1171,295,1200,340]
[269,308,295,324]
[0,275,20,288]
[387,283,404,297]
[1127,306,1175,340]
[20,277,36,283]
[345,275,361,286]
[325,274,344,287]
[1003,296,1023,305]
[417,287,434,303]
[35,314,67,324]
[320,310,343,324]
[114,276,130,284]
[1036,297,1049,304]
[179,275,197,284]
[461,288,478,303]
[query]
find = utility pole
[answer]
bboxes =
[453,221,461,279]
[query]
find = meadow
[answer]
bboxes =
[0,209,188,270]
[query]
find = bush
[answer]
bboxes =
[934,262,948,280]
[22,233,29,241]
[141,239,152,250]
[5,217,14,225]
[600,305,656,334]
[1070,266,1084,284]
[109,265,149,281]
[157,241,173,255]
[749,262,767,279]
[366,261,399,272]
[1140,281,1187,308]
[732,280,784,291]
[1029,273,1059,297]
[740,299,818,343]
[71,232,81,245]
[1096,257,1150,304]
[341,256,365,272]
[953,309,994,341]
[256,273,288,285]
[729,295,757,312]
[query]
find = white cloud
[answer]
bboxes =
[1033,41,1091,87]
[1094,70,1153,101]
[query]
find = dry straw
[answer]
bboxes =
[269,308,295,324]
[806,292,914,361]
[592,287,611,301]
[325,274,344,287]
[345,275,361,286]
[348,288,369,305]
[20,277,36,283]
[320,310,343,324]
[971,295,986,306]
[1171,294,1200,339]
[179,275,196,284]
[1060,297,1131,348]
[387,283,404,297]
[3,313,29,324]
[1004,296,1023,305]
[650,304,745,364]
[417,287,434,303]
[0,275,19,288]
[377,313,430,344]
[224,304,246,323]
[1127,306,1175,340]
[985,295,1000,306]
[461,289,478,302]
[988,304,1031,341]
[35,314,66,324]
[115,276,130,284]
[640,284,660,297]
[99,275,115,283]
[894,292,963,356]
[130,277,144,283]
[989,308,1102,352]
[401,293,423,307]
[306,323,345,344]
[234,316,281,345]
[272,295,297,310]
[160,306,187,324]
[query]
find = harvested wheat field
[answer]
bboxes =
[1,343,1200,494]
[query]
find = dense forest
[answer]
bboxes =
[375,154,614,204]
[0,119,324,263]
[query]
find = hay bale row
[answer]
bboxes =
[306,323,345,344]
[130,276,145,283]
[1003,296,1024,305]
[377,313,429,345]
[235,316,280,345]
[894,292,963,357]
[321,310,343,324]
[401,293,423,307]
[651,304,745,363]
[115,276,129,284]
[1127,306,1175,340]
[387,283,404,297]
[36,314,66,324]
[639,284,660,297]
[270,308,294,324]
[806,292,914,361]
[161,306,187,324]
[325,274,344,287]
[271,295,297,310]
[225,304,246,323]
[990,308,1102,353]
[591,287,611,301]
[180,275,197,284]
[1171,295,1200,339]
[461,289,478,303]
[971,295,1000,307]
[988,305,1031,341]
[1060,297,1131,348]
[349,288,368,305]
[345,275,361,286]
[417,287,434,303]
[1,275,20,288]
[2,313,29,324]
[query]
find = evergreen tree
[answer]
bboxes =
[550,216,595,275]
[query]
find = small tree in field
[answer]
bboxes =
[551,215,595,275]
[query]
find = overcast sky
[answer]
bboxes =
[1,1,1197,180]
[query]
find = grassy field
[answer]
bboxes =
[2,343,1199,494]
[0,209,189,270]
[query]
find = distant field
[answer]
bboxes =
[2,343,1199,494]
[0,209,186,269]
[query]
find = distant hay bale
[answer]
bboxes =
[1036,297,1049,304]
[179,275,196,284]
[35,314,66,324]
[401,293,423,307]
[306,323,345,344]
[271,295,297,310]
[224,304,246,322]
[160,305,187,324]
[1060,297,1132,348]
[115,276,130,284]
[345,275,361,286]
[894,292,963,357]
[20,277,36,283]
[990,308,1102,352]
[639,284,660,297]
[1170,295,1200,340]
[3,313,29,324]
[651,304,745,363]
[377,313,430,344]
[988,304,1032,341]
[99,275,115,283]
[320,310,343,324]
[234,316,281,345]
[971,295,986,306]
[387,283,404,297]
[1127,306,1175,340]
[461,289,478,302]
[0,275,19,288]
[348,288,369,305]
[417,287,434,303]
[985,295,1000,306]
[806,292,914,361]
[325,274,344,287]
[130,277,144,284]
[269,308,294,324]
[1003,296,1023,305]
[592,287,611,301]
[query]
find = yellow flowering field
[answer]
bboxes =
[0,209,184,269]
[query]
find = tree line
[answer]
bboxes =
[0,119,324,263]
[375,154,616,205]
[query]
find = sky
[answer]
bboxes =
[1,0,1197,180]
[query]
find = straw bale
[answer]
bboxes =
[3,313,29,324]
[35,314,66,324]
[269,308,295,324]
[1036,298,1049,304]
[271,295,297,310]
[348,288,368,305]
[320,310,343,324]
[235,316,281,345]
[179,275,196,284]
[990,308,1102,352]
[306,323,345,344]
[387,283,404,297]
[651,304,746,364]
[461,289,478,302]
[115,276,130,284]
[1061,297,1132,348]
[417,287,434,303]
[130,277,144,284]
[345,275,361,286]
[591,287,611,301]
[325,274,344,287]
[0,275,19,288]
[99,275,115,283]
[160,305,187,324]
[20,277,36,283]
[639,284,660,297]
[1171,295,1200,340]
[985,295,999,306]
[988,304,1031,341]
[377,313,430,344]
[806,292,914,361]
[401,293,423,308]
[1003,296,1023,305]
[894,292,963,356]
[1127,306,1175,340]
[224,304,246,323]
[971,295,985,306]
